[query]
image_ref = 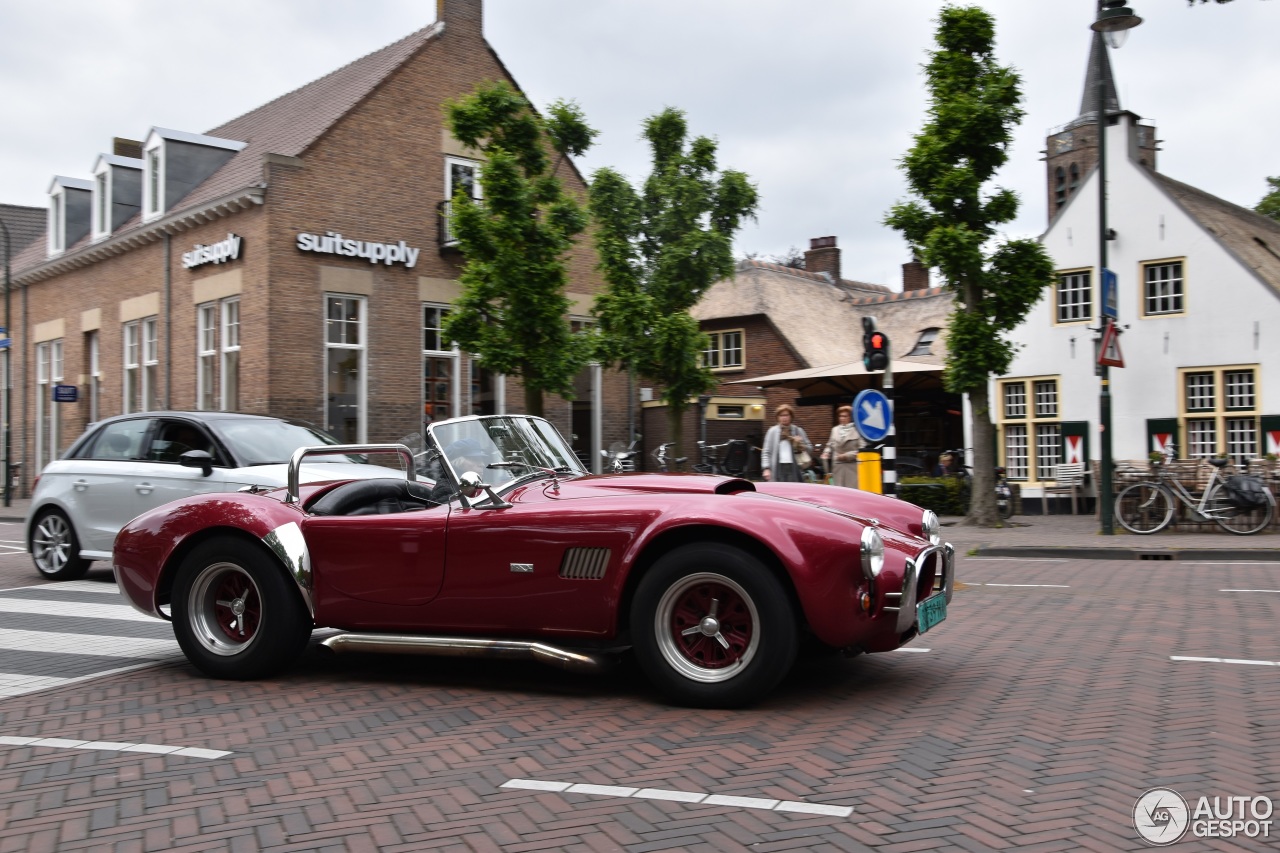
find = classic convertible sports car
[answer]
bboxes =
[113,414,954,707]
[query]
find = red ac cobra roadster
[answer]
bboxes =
[113,414,953,707]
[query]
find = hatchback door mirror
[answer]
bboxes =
[180,450,214,477]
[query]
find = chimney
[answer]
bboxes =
[113,138,143,160]
[902,257,930,292]
[437,0,483,38]
[804,236,840,283]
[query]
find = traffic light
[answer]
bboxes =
[862,317,889,371]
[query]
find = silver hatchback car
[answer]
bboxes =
[27,412,389,580]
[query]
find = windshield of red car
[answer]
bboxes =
[428,415,587,487]
[214,420,360,466]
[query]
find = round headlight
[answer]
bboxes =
[860,526,885,580]
[921,509,941,545]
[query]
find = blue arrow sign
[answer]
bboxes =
[0,339,9,350]
[852,388,892,443]
[1101,268,1118,320]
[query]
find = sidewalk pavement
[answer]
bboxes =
[4,495,1275,560]
[940,512,1280,561]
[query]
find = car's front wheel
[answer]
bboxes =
[172,537,311,679]
[29,509,91,580]
[631,543,798,708]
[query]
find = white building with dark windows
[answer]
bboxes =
[994,37,1280,506]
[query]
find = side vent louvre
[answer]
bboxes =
[560,547,610,580]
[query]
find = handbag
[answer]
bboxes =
[795,448,813,470]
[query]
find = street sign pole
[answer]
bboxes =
[882,361,895,497]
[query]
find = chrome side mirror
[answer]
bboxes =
[458,471,486,499]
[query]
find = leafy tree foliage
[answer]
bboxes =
[589,109,758,455]
[442,81,597,417]
[885,5,1055,527]
[1257,176,1280,222]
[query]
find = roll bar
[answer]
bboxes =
[284,444,417,504]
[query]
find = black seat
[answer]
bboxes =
[308,478,439,516]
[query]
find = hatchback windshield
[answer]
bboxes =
[212,419,354,466]
[428,416,586,488]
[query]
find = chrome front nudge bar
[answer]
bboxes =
[880,543,954,634]
[319,633,614,674]
[284,443,417,504]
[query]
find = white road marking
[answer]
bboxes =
[894,648,931,653]
[1171,656,1279,667]
[1219,589,1280,593]
[0,629,179,658]
[0,735,229,759]
[0,598,157,622]
[500,779,853,817]
[1182,562,1280,566]
[0,661,165,699]
[967,583,1070,588]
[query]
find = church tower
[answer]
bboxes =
[1044,32,1159,222]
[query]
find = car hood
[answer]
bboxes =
[548,472,757,498]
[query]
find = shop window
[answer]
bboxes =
[36,340,63,467]
[1178,366,1259,463]
[197,298,240,411]
[326,295,366,443]
[1055,270,1091,324]
[123,317,159,413]
[86,331,100,423]
[702,330,744,370]
[423,303,458,426]
[1143,259,1185,317]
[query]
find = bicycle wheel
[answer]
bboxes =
[1204,482,1275,535]
[1115,483,1174,534]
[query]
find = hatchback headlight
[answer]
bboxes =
[860,526,885,580]
[921,509,941,545]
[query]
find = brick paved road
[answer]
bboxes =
[1,553,1278,851]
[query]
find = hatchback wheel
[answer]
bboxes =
[29,509,91,580]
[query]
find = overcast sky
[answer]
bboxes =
[3,0,1276,289]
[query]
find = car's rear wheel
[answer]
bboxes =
[29,509,91,580]
[632,543,797,708]
[172,537,311,679]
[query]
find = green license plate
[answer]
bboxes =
[916,594,947,633]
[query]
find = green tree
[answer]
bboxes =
[442,81,597,417]
[589,108,758,456]
[1257,176,1280,222]
[885,5,1056,526]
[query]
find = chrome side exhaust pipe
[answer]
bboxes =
[318,633,615,674]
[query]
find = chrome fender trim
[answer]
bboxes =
[263,521,314,618]
[319,633,614,674]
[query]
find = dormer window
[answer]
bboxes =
[47,176,93,257]
[906,328,941,357]
[141,128,246,222]
[91,154,144,241]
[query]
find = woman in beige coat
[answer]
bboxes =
[822,405,861,489]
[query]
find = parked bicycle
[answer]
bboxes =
[600,439,640,473]
[1114,446,1275,535]
[693,440,751,477]
[652,442,687,473]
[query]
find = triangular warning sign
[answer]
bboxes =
[1098,322,1124,368]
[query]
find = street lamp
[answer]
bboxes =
[1091,0,1141,535]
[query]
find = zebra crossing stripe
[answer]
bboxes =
[0,735,229,760]
[500,779,853,817]
[0,598,158,622]
[0,629,178,658]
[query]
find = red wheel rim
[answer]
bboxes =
[669,581,754,669]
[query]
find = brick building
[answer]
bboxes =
[644,237,959,475]
[6,0,629,492]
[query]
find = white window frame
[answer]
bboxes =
[92,167,111,242]
[1142,259,1185,317]
[36,340,63,467]
[221,298,240,411]
[999,376,1062,483]
[1178,365,1260,464]
[48,189,65,255]
[87,331,100,423]
[143,141,164,222]
[703,329,745,371]
[422,303,460,426]
[325,294,367,443]
[445,156,482,202]
[1055,269,1092,324]
[197,304,218,411]
[143,317,159,411]
[124,321,141,414]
